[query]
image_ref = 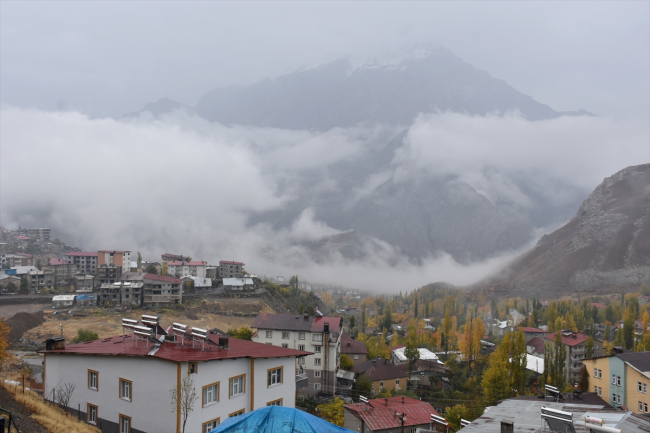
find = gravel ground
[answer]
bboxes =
[0,386,49,433]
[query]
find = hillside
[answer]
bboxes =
[477,164,650,298]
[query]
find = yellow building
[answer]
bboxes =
[583,349,650,414]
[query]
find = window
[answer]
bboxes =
[119,378,132,401]
[640,401,644,412]
[282,332,290,339]
[313,334,323,342]
[314,383,321,390]
[598,369,602,378]
[612,393,616,404]
[594,368,598,377]
[314,346,322,353]
[203,419,220,433]
[617,376,621,386]
[315,371,321,378]
[612,374,616,385]
[87,403,97,425]
[266,331,273,338]
[354,355,359,360]
[617,394,621,404]
[282,343,288,348]
[645,383,648,394]
[229,375,245,397]
[314,358,322,366]
[119,414,131,433]
[380,381,384,387]
[268,367,283,387]
[396,379,400,385]
[88,370,98,391]
[189,362,198,374]
[595,385,598,393]
[298,358,305,365]
[298,344,305,351]
[229,409,245,417]
[299,332,305,340]
[639,381,643,392]
[645,403,648,413]
[267,399,283,406]
[202,382,219,407]
[598,387,602,397]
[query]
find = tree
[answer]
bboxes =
[5,282,17,293]
[482,342,510,402]
[170,373,199,433]
[227,327,253,341]
[445,404,469,431]
[0,318,9,368]
[442,312,452,354]
[352,374,373,399]
[54,383,76,413]
[404,322,420,379]
[361,310,366,333]
[298,302,304,315]
[19,277,29,294]
[509,330,527,395]
[317,397,345,426]
[586,336,594,358]
[414,293,419,318]
[137,251,142,264]
[145,263,158,275]
[72,329,99,343]
[349,315,356,330]
[578,365,590,392]
[623,307,636,349]
[322,291,333,306]
[340,354,353,370]
[162,262,169,276]
[381,305,392,332]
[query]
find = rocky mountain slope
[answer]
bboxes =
[478,164,650,297]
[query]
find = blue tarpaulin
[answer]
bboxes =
[210,406,354,433]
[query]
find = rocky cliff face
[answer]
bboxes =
[481,164,650,297]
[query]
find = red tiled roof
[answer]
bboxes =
[389,345,406,351]
[143,273,182,283]
[589,303,607,309]
[345,397,441,431]
[66,252,98,257]
[48,259,66,266]
[167,261,207,266]
[98,250,129,254]
[220,260,244,265]
[251,313,341,333]
[516,327,549,333]
[544,331,589,347]
[41,331,311,362]
[527,337,545,354]
[341,334,368,355]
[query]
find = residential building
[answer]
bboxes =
[161,253,189,263]
[219,261,245,279]
[526,336,545,358]
[251,312,342,398]
[344,396,440,433]
[167,260,207,278]
[99,282,143,307]
[139,261,161,275]
[27,269,55,292]
[183,276,213,293]
[98,251,131,274]
[410,359,452,393]
[515,327,550,343]
[66,252,98,275]
[52,295,76,309]
[544,330,606,383]
[97,264,123,285]
[41,328,309,433]
[351,358,409,394]
[0,274,21,292]
[4,253,35,267]
[74,275,95,292]
[120,272,182,306]
[583,349,650,413]
[340,334,367,366]
[25,228,51,240]
[594,324,617,342]
[44,258,74,286]
[390,346,441,365]
[223,277,255,291]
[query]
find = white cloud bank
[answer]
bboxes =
[1,108,647,291]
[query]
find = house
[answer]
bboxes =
[251,312,342,398]
[66,252,98,275]
[99,282,144,307]
[161,253,190,263]
[336,370,356,397]
[120,272,182,306]
[526,336,545,358]
[138,261,161,274]
[97,264,123,285]
[41,324,310,433]
[4,252,35,267]
[409,359,452,393]
[390,346,441,365]
[219,261,245,279]
[223,277,255,291]
[52,295,76,309]
[340,334,368,365]
[344,396,441,433]
[544,330,606,383]
[0,274,21,292]
[98,250,131,274]
[594,323,617,342]
[167,260,207,278]
[351,358,409,394]
[27,269,55,292]
[583,349,650,413]
[183,276,213,293]
[515,327,550,343]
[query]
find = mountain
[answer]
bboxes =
[194,47,586,131]
[477,164,650,297]
[125,97,195,118]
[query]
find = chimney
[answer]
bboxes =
[402,397,404,404]
[501,420,514,433]
[385,398,388,406]
[372,359,376,366]
[304,312,309,319]
[324,322,330,333]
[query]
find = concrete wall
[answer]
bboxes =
[44,352,297,433]
[609,356,626,408]
[583,357,610,400]
[626,364,650,414]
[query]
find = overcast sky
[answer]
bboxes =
[1,1,648,120]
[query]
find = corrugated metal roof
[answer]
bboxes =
[41,330,311,362]
[66,252,98,257]
[223,277,254,286]
[341,334,368,355]
[345,397,440,431]
[219,260,244,265]
[167,261,207,266]
[252,313,342,333]
[52,295,76,301]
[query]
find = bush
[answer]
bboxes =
[71,329,99,343]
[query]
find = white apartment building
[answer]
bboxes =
[167,260,207,278]
[25,227,51,240]
[42,330,309,433]
[251,313,342,398]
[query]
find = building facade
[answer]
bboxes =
[66,252,98,275]
[251,313,342,398]
[97,264,123,285]
[42,332,309,433]
[120,272,182,306]
[167,261,207,278]
[340,334,368,366]
[219,261,245,279]
[98,251,131,274]
[544,331,606,383]
[25,228,51,240]
[344,396,441,433]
